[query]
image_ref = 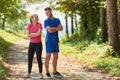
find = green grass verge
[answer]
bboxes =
[60,39,120,78]
[0,29,26,79]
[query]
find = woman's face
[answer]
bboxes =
[31,14,39,23]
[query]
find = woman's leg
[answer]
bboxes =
[35,43,43,73]
[28,43,35,73]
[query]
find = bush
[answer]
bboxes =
[0,61,6,80]
[98,45,120,58]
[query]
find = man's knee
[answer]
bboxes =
[53,53,58,61]
[46,53,51,57]
[45,54,51,61]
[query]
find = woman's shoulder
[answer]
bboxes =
[27,23,32,27]
[27,23,32,30]
[37,22,42,25]
[37,22,42,29]
[37,22,42,27]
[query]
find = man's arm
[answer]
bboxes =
[55,24,63,31]
[48,24,63,32]
[46,26,57,33]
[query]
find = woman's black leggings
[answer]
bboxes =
[28,42,43,73]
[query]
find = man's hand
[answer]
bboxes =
[46,26,57,33]
[46,24,63,33]
[55,24,63,31]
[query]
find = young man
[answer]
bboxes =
[44,7,63,78]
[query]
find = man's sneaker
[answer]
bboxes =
[24,73,32,78]
[46,73,52,78]
[53,71,62,78]
[39,73,43,79]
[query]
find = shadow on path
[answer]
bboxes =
[5,40,116,80]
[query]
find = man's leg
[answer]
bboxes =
[45,53,51,73]
[53,53,62,77]
[52,43,62,77]
[53,53,58,73]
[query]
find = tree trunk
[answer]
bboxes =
[100,0,107,42]
[71,12,74,34]
[2,17,6,30]
[118,12,120,34]
[65,14,69,39]
[106,0,120,52]
[82,13,88,32]
[75,12,78,34]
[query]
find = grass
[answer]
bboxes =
[0,29,26,79]
[60,38,120,78]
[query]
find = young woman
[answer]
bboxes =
[25,14,43,79]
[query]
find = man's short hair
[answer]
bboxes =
[44,7,52,11]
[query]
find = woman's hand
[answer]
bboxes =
[27,29,42,38]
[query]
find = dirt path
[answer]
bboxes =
[5,40,117,80]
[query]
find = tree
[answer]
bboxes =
[1,17,6,30]
[118,12,120,35]
[44,0,103,41]
[0,0,27,30]
[100,0,107,42]
[26,0,43,3]
[65,14,69,39]
[46,0,71,39]
[50,0,78,35]
[71,12,74,34]
[81,11,88,32]
[118,0,120,34]
[74,11,78,34]
[106,0,120,52]
[0,0,17,29]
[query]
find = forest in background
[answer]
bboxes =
[0,0,120,79]
[0,0,120,53]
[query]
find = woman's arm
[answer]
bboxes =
[29,29,42,38]
[27,30,31,38]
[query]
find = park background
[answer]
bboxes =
[0,0,120,79]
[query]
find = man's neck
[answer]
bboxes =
[49,15,54,19]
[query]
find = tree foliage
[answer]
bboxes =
[46,0,120,53]
[0,0,27,31]
[49,0,100,40]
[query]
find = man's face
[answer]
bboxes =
[45,10,52,17]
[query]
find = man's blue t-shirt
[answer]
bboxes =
[44,18,61,43]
